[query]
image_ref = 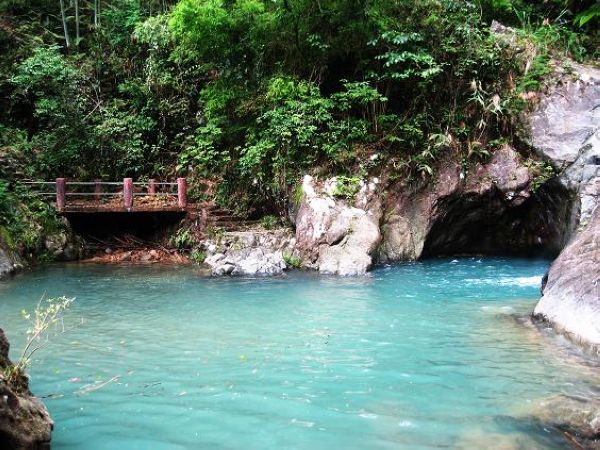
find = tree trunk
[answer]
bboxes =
[59,0,71,48]
[74,0,80,44]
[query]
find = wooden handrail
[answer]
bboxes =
[48,178,188,212]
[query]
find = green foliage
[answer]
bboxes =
[190,249,207,264]
[283,252,302,269]
[0,0,597,219]
[524,158,556,191]
[370,32,442,82]
[206,226,224,240]
[171,228,196,249]
[333,176,362,200]
[575,3,600,26]
[260,215,278,230]
[4,295,74,392]
[0,181,61,253]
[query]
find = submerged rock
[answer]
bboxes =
[0,329,53,450]
[526,395,600,449]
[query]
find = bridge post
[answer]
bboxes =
[56,178,66,211]
[148,178,156,196]
[123,178,133,211]
[177,177,187,209]
[94,179,102,201]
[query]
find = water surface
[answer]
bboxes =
[1,258,598,449]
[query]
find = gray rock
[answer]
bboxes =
[294,175,382,276]
[528,63,600,170]
[526,62,600,350]
[527,62,600,224]
[44,227,84,262]
[202,229,295,277]
[533,209,600,349]
[0,244,23,278]
[0,329,53,450]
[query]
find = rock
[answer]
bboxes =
[526,62,600,225]
[527,61,600,351]
[202,229,296,277]
[0,329,53,450]
[294,175,382,276]
[526,395,600,448]
[44,227,84,262]
[0,244,23,278]
[378,145,570,261]
[533,208,600,350]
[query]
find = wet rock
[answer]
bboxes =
[527,395,600,449]
[0,329,53,450]
[294,175,382,276]
[44,225,84,262]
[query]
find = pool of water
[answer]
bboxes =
[1,258,599,449]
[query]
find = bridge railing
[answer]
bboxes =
[23,178,187,211]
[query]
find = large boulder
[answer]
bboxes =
[0,329,53,450]
[533,209,600,349]
[294,175,382,276]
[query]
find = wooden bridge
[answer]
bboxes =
[26,178,191,213]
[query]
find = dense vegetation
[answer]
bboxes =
[0,0,598,248]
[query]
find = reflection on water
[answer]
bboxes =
[0,258,597,450]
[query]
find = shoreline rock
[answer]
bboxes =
[533,209,600,353]
[0,245,23,278]
[202,228,296,276]
[294,175,382,276]
[0,329,53,450]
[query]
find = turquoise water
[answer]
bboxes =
[1,258,599,449]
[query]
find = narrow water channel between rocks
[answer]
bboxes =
[0,258,598,449]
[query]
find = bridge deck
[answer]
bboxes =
[24,178,200,213]
[59,196,197,213]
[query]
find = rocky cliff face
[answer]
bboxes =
[529,63,600,351]
[290,145,571,276]
[0,329,53,450]
[378,145,572,261]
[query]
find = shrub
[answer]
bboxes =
[261,215,279,230]
[283,252,302,269]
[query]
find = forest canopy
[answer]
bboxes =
[0,0,598,211]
